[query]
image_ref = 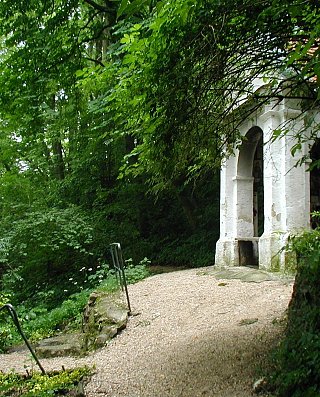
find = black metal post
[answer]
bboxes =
[110,243,132,314]
[0,304,46,375]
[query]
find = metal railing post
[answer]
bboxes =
[0,303,46,375]
[109,243,132,314]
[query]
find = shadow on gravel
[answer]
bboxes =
[200,266,294,284]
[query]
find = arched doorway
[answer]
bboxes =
[253,132,264,237]
[236,127,264,266]
[310,139,320,229]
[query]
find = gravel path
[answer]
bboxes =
[0,267,293,397]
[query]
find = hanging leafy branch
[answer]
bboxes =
[0,0,319,192]
[99,0,320,192]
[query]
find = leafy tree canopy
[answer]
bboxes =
[114,0,320,188]
[0,0,319,192]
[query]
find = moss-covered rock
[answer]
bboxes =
[35,333,84,358]
[35,291,129,358]
[82,291,128,352]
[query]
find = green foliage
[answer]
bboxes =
[0,206,95,303]
[154,233,217,268]
[287,230,320,263]
[0,257,150,352]
[124,257,150,283]
[270,228,320,396]
[0,367,92,397]
[21,291,89,342]
[109,0,320,190]
[89,183,147,263]
[0,292,11,307]
[0,292,13,351]
[135,171,220,267]
[0,290,89,350]
[117,0,154,18]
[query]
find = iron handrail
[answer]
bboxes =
[0,303,46,374]
[109,243,132,314]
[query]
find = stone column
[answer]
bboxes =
[259,108,287,270]
[259,106,309,271]
[284,114,310,233]
[215,155,240,267]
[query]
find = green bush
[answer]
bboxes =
[0,293,14,351]
[270,228,320,396]
[124,257,151,283]
[0,206,96,304]
[24,290,89,341]
[0,290,90,350]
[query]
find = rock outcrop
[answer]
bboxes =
[35,291,129,358]
[82,291,128,352]
[35,333,84,358]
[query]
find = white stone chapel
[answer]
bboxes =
[215,89,320,271]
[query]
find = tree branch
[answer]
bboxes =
[83,0,112,13]
[83,57,105,67]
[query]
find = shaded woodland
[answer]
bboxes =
[0,2,320,394]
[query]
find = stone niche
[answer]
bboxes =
[215,95,319,271]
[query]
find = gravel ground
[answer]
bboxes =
[0,267,293,397]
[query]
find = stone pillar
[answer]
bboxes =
[258,109,286,270]
[283,115,310,233]
[259,107,310,271]
[215,156,240,267]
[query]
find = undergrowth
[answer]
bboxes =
[0,258,149,352]
[270,226,320,396]
[0,366,92,397]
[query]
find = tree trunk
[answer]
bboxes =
[172,180,198,231]
[52,139,65,180]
